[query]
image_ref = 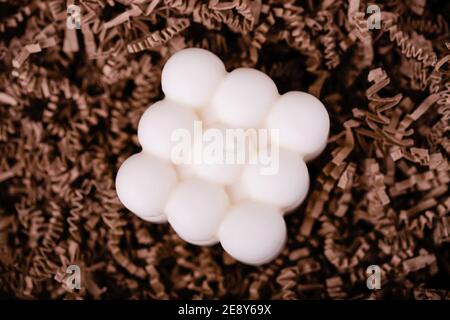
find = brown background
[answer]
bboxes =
[0,0,449,299]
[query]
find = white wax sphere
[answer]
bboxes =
[161,48,227,109]
[138,99,197,161]
[166,178,229,245]
[212,68,279,128]
[266,91,330,160]
[241,149,310,209]
[116,152,177,220]
[192,125,244,185]
[219,201,286,265]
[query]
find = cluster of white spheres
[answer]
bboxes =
[116,48,330,265]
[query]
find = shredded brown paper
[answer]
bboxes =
[0,0,449,299]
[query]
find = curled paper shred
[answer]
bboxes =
[127,18,191,53]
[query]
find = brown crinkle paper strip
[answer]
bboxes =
[0,0,449,299]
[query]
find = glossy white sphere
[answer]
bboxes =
[161,48,226,109]
[266,91,329,160]
[116,152,177,219]
[219,201,286,265]
[166,178,229,245]
[212,68,278,128]
[138,99,197,161]
[241,149,310,209]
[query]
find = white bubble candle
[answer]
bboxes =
[116,48,330,265]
